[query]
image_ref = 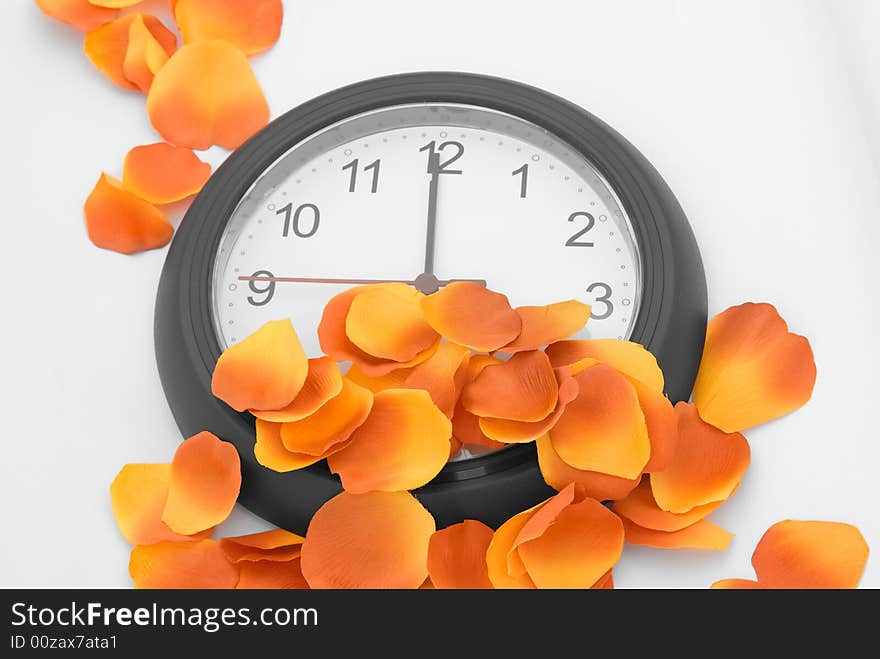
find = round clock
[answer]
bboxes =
[155,72,707,533]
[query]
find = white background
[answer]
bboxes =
[1,0,878,588]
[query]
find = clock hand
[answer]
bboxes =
[238,275,486,287]
[423,152,441,274]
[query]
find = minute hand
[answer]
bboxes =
[423,154,440,274]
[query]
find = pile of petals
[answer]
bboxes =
[112,282,870,588]
[34,0,281,254]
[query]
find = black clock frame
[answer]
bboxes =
[155,72,707,533]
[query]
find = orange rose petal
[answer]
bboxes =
[211,319,308,412]
[129,539,239,589]
[279,378,373,456]
[502,300,591,353]
[83,173,173,254]
[751,520,869,589]
[220,529,305,563]
[427,520,494,589]
[122,15,172,92]
[34,0,117,31]
[300,491,435,589]
[693,303,817,433]
[147,40,269,150]
[461,350,558,422]
[650,403,750,513]
[403,343,471,417]
[173,0,283,56]
[237,559,309,589]
[110,463,212,545]
[631,378,678,473]
[252,357,343,423]
[345,284,439,363]
[546,339,665,392]
[536,434,640,500]
[451,402,507,451]
[549,364,650,479]
[421,282,522,352]
[711,579,763,589]
[345,364,412,393]
[122,142,210,205]
[88,0,145,7]
[161,432,241,536]
[254,419,323,472]
[622,517,733,550]
[479,371,578,443]
[592,570,614,589]
[327,389,451,493]
[486,506,538,589]
[613,479,723,532]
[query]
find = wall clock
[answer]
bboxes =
[155,72,707,532]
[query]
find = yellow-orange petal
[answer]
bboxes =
[631,378,678,473]
[536,434,640,500]
[345,364,413,393]
[252,357,343,423]
[546,339,665,392]
[237,559,309,589]
[122,14,173,92]
[345,284,439,362]
[161,431,241,536]
[147,40,269,150]
[621,517,733,550]
[300,491,435,589]
[612,479,723,532]
[486,506,538,589]
[122,142,210,205]
[220,529,304,563]
[279,378,373,456]
[88,0,145,6]
[173,0,283,56]
[129,539,239,589]
[650,403,750,513]
[692,302,817,433]
[254,419,323,472]
[592,570,614,589]
[479,371,578,443]
[34,0,117,31]
[421,282,522,352]
[549,364,650,479]
[110,463,212,545]
[461,350,558,422]
[427,520,494,589]
[327,389,451,493]
[751,520,869,589]
[211,319,308,412]
[451,401,507,451]
[711,578,763,589]
[502,300,591,353]
[403,342,471,418]
[83,173,173,254]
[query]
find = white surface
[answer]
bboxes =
[1,0,877,588]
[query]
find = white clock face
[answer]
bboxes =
[212,104,642,358]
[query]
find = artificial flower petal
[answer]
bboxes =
[502,300,591,353]
[122,142,210,205]
[403,342,471,417]
[461,350,558,423]
[345,364,412,393]
[237,559,309,589]
[549,364,650,479]
[751,520,869,589]
[479,371,578,443]
[110,463,211,545]
[613,479,723,532]
[161,432,241,536]
[451,401,506,451]
[147,40,269,150]
[536,434,640,500]
[173,0,283,55]
[592,570,614,589]
[220,529,304,563]
[300,491,435,589]
[345,284,439,362]
[129,539,239,589]
[650,403,750,513]
[84,14,176,91]
[692,303,817,432]
[211,319,308,412]
[254,419,323,472]
[421,282,522,352]
[83,173,173,254]
[251,357,343,423]
[632,378,678,473]
[122,14,172,92]
[711,579,764,589]
[34,0,117,31]
[427,520,494,589]
[486,506,538,589]
[279,378,373,456]
[546,339,665,392]
[621,517,733,550]
[88,0,144,6]
[327,389,451,493]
